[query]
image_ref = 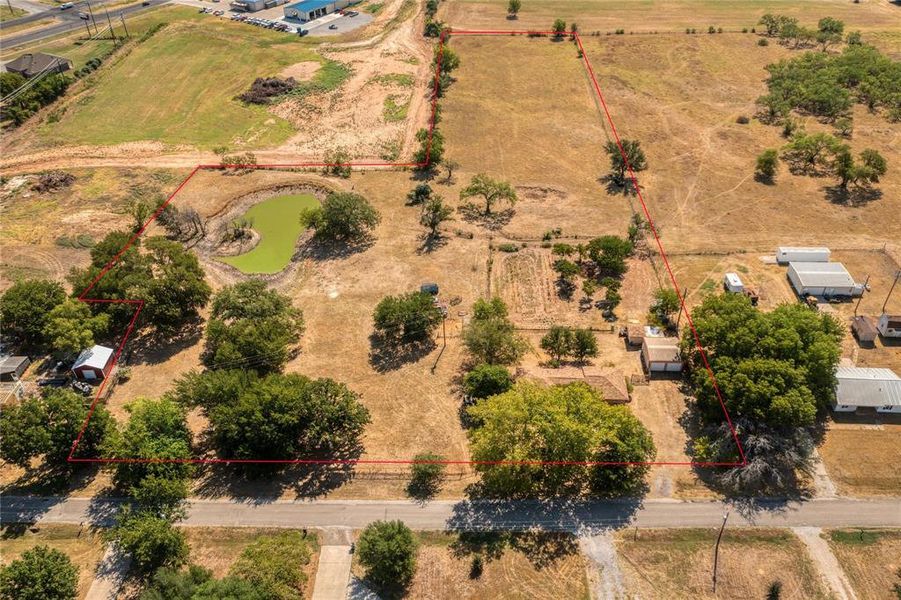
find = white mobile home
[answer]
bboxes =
[787,262,863,298]
[723,272,744,293]
[834,366,901,413]
[776,246,831,264]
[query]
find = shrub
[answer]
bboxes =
[758,38,769,46]
[238,77,297,105]
[230,531,313,599]
[736,115,750,124]
[407,452,446,499]
[357,521,418,591]
[496,243,519,252]
[463,364,513,399]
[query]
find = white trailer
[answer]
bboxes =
[723,272,744,293]
[776,246,831,264]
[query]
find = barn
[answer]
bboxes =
[787,262,863,298]
[71,345,114,381]
[834,366,901,414]
[641,337,683,373]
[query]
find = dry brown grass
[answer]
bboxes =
[440,0,901,36]
[818,422,901,496]
[355,531,590,600]
[826,529,901,600]
[0,523,106,600]
[614,528,831,600]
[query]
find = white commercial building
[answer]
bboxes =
[834,366,901,413]
[787,262,863,298]
[776,246,831,264]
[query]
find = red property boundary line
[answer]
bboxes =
[67,29,746,468]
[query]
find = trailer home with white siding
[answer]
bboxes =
[776,246,831,264]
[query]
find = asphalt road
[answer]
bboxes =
[1,0,171,48]
[3,496,900,531]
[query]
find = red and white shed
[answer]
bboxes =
[71,345,114,381]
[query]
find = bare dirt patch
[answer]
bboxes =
[280,61,322,80]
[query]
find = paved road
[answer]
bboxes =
[1,0,171,48]
[3,496,900,531]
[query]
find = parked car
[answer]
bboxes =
[72,380,93,396]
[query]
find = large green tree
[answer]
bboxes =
[372,291,443,345]
[43,300,109,357]
[459,174,518,215]
[462,298,526,365]
[0,545,78,600]
[357,520,418,591]
[203,280,304,373]
[304,192,381,242]
[604,139,647,187]
[468,382,655,496]
[111,509,189,574]
[208,374,370,460]
[587,235,634,277]
[0,279,66,347]
[229,532,313,600]
[0,388,113,470]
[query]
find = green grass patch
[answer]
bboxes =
[382,95,409,122]
[38,14,323,148]
[828,529,888,546]
[362,1,384,14]
[288,59,351,100]
[370,72,414,87]
[218,194,320,274]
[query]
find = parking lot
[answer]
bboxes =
[197,4,373,36]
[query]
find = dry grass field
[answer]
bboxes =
[440,0,901,38]
[354,531,590,600]
[614,528,831,600]
[818,422,901,496]
[0,524,106,600]
[826,529,901,600]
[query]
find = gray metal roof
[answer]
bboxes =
[642,336,681,363]
[835,366,901,407]
[72,345,114,371]
[788,262,856,288]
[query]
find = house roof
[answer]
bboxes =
[642,336,681,363]
[0,356,29,375]
[519,366,630,403]
[835,366,901,408]
[4,53,71,77]
[72,345,114,371]
[788,262,856,289]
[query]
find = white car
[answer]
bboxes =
[59,2,74,9]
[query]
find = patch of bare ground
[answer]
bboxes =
[826,529,901,600]
[280,61,322,80]
[614,528,832,600]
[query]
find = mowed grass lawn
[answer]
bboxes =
[219,193,319,274]
[40,16,323,148]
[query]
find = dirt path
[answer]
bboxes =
[793,527,858,600]
[578,533,629,600]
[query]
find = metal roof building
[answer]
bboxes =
[834,366,901,413]
[787,262,862,298]
[71,345,114,381]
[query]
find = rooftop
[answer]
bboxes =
[519,366,630,403]
[72,345,114,371]
[835,366,901,408]
[286,0,334,10]
[642,336,681,363]
[788,262,856,288]
[4,52,71,77]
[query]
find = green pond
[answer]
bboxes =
[218,193,319,274]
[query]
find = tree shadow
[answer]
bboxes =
[368,332,437,373]
[598,174,639,196]
[457,203,515,231]
[753,173,776,186]
[416,232,450,255]
[296,235,376,262]
[125,324,204,367]
[555,278,576,300]
[824,185,883,207]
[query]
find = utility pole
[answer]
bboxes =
[6,0,13,15]
[119,13,128,37]
[104,5,115,43]
[882,270,901,315]
[712,511,730,593]
[86,1,99,36]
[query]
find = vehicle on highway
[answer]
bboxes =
[59,2,74,9]
[329,23,338,29]
[77,11,89,19]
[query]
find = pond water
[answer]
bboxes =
[218,193,319,274]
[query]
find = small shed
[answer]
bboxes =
[626,325,644,347]
[851,316,878,344]
[834,366,901,413]
[641,337,683,373]
[776,246,831,265]
[787,262,862,298]
[877,314,901,339]
[0,356,30,382]
[723,272,744,293]
[71,345,114,381]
